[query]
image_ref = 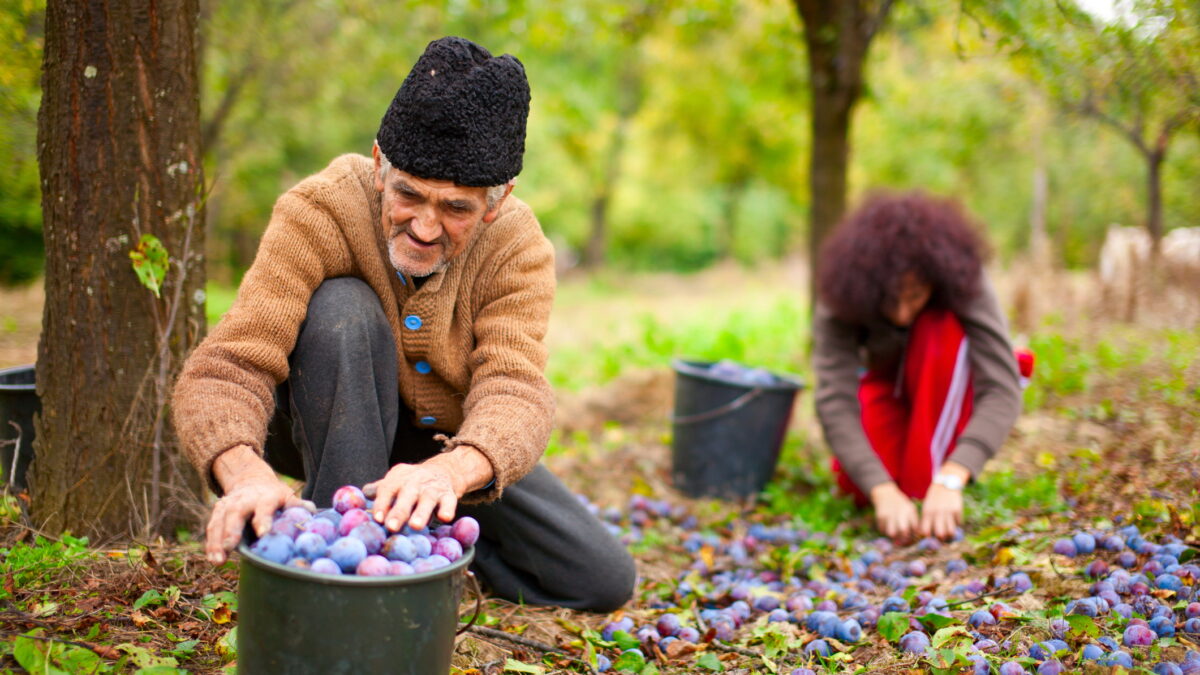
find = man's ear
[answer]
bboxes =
[481,183,515,224]
[372,143,385,193]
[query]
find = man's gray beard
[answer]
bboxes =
[389,246,447,278]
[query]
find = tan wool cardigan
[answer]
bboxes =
[172,154,557,501]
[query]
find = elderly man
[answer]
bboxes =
[172,37,635,612]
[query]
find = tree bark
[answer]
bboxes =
[34,0,206,541]
[793,0,894,305]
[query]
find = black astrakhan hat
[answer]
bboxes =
[377,36,530,187]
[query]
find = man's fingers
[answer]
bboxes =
[408,490,440,531]
[386,485,419,533]
[206,502,229,563]
[436,493,457,524]
[372,480,400,525]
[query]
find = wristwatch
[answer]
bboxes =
[932,472,965,491]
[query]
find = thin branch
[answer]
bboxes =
[463,625,596,674]
[709,639,762,658]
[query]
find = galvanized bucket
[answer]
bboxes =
[237,542,477,675]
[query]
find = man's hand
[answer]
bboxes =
[206,444,307,565]
[919,461,970,540]
[869,481,919,543]
[365,444,493,533]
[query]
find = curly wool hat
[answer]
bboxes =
[377,36,530,187]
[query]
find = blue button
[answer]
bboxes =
[419,416,436,425]
[404,314,422,330]
[415,360,431,374]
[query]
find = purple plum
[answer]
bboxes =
[1124,623,1156,646]
[356,554,390,576]
[310,557,341,575]
[327,536,367,573]
[433,537,463,563]
[249,533,294,565]
[332,485,367,514]
[451,516,480,547]
[899,631,930,654]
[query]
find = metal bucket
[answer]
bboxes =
[0,364,38,490]
[670,359,804,499]
[237,542,476,675]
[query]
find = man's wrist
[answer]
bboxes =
[426,444,493,497]
[213,444,274,492]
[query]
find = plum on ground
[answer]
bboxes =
[1154,664,1185,675]
[968,609,997,628]
[676,626,701,643]
[899,632,930,654]
[1124,624,1157,646]
[1081,644,1105,660]
[836,618,862,643]
[998,661,1028,675]
[803,639,831,658]
[1149,615,1176,638]
[656,613,682,637]
[1073,532,1097,555]
[1187,603,1200,619]
[1037,660,1064,675]
[1184,618,1200,635]
[1052,539,1077,557]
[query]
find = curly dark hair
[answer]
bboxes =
[817,191,988,325]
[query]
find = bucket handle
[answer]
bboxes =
[456,569,483,636]
[671,387,764,425]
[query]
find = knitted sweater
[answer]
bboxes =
[812,273,1021,493]
[172,154,556,501]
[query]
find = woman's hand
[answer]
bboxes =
[869,482,919,543]
[919,461,970,540]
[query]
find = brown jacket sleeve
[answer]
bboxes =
[948,274,1022,477]
[172,178,353,493]
[441,222,557,501]
[812,303,893,493]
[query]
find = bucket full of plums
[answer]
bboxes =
[670,359,804,499]
[237,484,481,675]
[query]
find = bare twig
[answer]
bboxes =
[709,639,761,658]
[463,625,596,674]
[944,585,1018,609]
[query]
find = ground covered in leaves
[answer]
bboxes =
[1,268,1198,673]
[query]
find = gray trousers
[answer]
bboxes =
[263,278,635,613]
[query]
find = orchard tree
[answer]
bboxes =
[34,0,206,539]
[792,0,896,301]
[970,0,1200,245]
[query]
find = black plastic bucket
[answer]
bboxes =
[670,359,803,499]
[0,364,38,490]
[237,543,476,674]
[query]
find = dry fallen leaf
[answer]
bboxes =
[212,605,232,624]
[131,610,151,627]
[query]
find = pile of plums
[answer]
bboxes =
[582,493,1199,674]
[246,485,479,577]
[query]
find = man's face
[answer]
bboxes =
[373,145,507,278]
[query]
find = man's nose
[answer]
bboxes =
[408,207,442,243]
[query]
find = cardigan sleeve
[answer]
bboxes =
[948,274,1022,477]
[443,224,557,502]
[172,180,353,493]
[812,303,894,494]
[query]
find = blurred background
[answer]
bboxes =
[3,0,1196,287]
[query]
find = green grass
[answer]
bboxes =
[546,296,810,392]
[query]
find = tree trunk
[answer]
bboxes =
[716,176,749,261]
[34,0,207,541]
[794,0,894,306]
[1145,148,1164,249]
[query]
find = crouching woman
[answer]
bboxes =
[812,192,1030,541]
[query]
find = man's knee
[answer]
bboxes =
[298,278,389,352]
[577,545,637,613]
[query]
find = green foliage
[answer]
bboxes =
[877,612,909,642]
[965,469,1066,526]
[0,533,91,603]
[130,234,170,298]
[0,0,45,284]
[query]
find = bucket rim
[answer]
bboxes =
[0,364,35,390]
[671,358,804,391]
[237,542,475,586]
